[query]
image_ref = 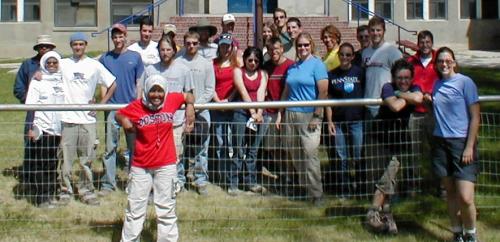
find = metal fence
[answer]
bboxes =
[0,99,499,238]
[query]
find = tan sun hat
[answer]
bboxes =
[33,35,56,50]
[188,18,217,37]
[163,24,177,35]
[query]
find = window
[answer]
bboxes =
[24,0,40,21]
[407,0,423,19]
[111,0,152,25]
[351,0,369,20]
[375,0,392,19]
[461,0,477,19]
[482,0,498,19]
[1,0,16,22]
[55,0,97,27]
[429,0,446,19]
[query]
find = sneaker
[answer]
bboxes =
[463,233,477,242]
[383,213,398,235]
[97,188,113,197]
[38,199,58,209]
[227,187,241,196]
[248,184,267,194]
[453,232,465,242]
[57,192,72,206]
[81,191,100,206]
[366,208,385,232]
[197,184,208,196]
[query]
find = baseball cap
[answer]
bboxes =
[111,23,127,34]
[222,14,236,24]
[218,33,233,45]
[163,24,177,35]
[69,32,88,43]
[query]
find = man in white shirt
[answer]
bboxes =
[59,32,116,206]
[128,17,160,66]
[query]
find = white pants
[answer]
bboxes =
[121,164,178,242]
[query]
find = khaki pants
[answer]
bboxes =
[60,122,96,195]
[284,111,323,199]
[121,164,178,242]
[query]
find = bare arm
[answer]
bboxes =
[308,79,328,130]
[115,112,135,133]
[325,94,336,136]
[100,82,116,104]
[462,103,480,164]
[384,96,408,112]
[254,70,268,122]
[398,90,423,105]
[184,92,195,133]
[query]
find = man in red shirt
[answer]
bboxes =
[117,74,194,242]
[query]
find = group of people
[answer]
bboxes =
[14,7,480,242]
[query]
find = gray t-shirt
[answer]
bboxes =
[177,53,215,105]
[142,60,194,126]
[362,42,402,116]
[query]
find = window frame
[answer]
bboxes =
[54,0,98,27]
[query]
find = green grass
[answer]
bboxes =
[0,67,499,241]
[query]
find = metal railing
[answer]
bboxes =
[341,0,418,54]
[90,0,169,51]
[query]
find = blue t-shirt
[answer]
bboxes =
[328,65,365,121]
[99,50,144,104]
[285,56,328,113]
[377,82,421,123]
[432,73,479,138]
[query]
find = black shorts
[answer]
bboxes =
[432,137,479,182]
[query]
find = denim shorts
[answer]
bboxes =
[432,137,479,182]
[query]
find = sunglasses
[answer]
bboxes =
[297,43,310,48]
[38,44,53,49]
[339,52,353,57]
[274,16,286,20]
[46,61,58,65]
[246,58,259,63]
[185,41,199,46]
[436,59,455,65]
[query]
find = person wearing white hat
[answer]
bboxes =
[128,17,160,66]
[13,34,56,187]
[215,14,241,50]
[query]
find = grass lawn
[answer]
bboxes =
[0,67,499,241]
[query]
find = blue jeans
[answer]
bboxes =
[101,111,135,191]
[177,110,210,187]
[211,110,234,185]
[229,110,267,189]
[334,121,363,192]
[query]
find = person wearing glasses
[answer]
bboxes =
[321,24,342,72]
[14,35,56,187]
[282,33,328,206]
[24,51,65,208]
[228,47,268,196]
[273,7,290,48]
[176,31,215,196]
[325,43,365,198]
[428,47,480,242]
[353,25,370,67]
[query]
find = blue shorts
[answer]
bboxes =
[432,137,479,182]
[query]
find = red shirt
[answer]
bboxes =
[241,69,263,102]
[407,51,438,113]
[214,64,235,100]
[117,93,185,168]
[263,59,294,113]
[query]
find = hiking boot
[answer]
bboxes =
[249,184,267,194]
[366,208,385,232]
[81,191,100,206]
[383,213,398,235]
[463,233,477,242]
[97,188,114,197]
[197,184,208,196]
[453,232,465,242]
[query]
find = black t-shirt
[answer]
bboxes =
[328,65,365,121]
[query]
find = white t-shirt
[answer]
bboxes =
[128,41,160,66]
[362,42,402,116]
[25,74,65,135]
[60,56,116,124]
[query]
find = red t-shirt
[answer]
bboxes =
[117,93,185,168]
[407,51,438,113]
[214,64,235,100]
[263,59,294,113]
